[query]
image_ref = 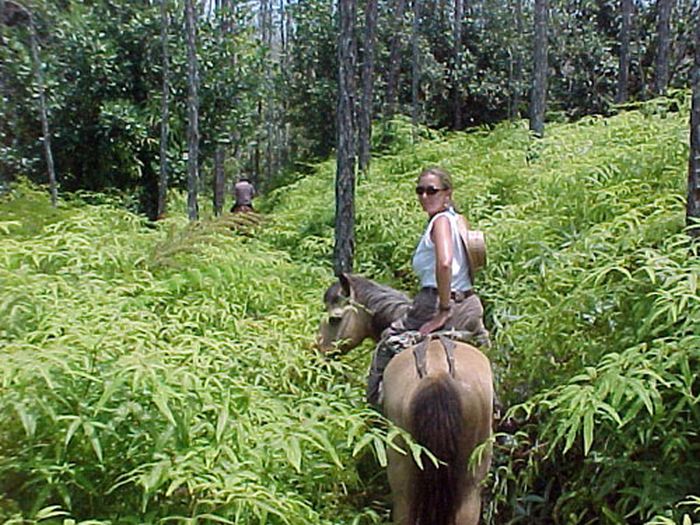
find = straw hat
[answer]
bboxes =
[454,214,487,277]
[463,229,487,274]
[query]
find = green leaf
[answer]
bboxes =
[82,422,103,463]
[153,387,176,426]
[582,410,594,456]
[372,435,387,467]
[284,436,302,473]
[215,399,229,444]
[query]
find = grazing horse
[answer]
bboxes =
[318,273,493,525]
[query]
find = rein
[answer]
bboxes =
[347,297,375,317]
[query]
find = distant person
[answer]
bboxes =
[231,177,256,213]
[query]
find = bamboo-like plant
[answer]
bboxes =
[1,99,698,524]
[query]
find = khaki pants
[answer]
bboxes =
[367,287,490,405]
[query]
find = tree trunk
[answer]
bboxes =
[29,14,57,206]
[385,0,407,118]
[637,17,648,98]
[279,0,286,53]
[0,0,7,189]
[687,9,700,239]
[185,0,200,221]
[262,0,273,189]
[452,0,463,129]
[334,0,357,275]
[214,144,225,216]
[654,0,673,96]
[358,0,378,174]
[616,0,632,103]
[279,0,289,168]
[158,0,170,219]
[253,126,260,188]
[510,0,524,120]
[530,0,548,137]
[411,0,422,131]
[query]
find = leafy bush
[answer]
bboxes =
[264,99,699,524]
[2,98,698,523]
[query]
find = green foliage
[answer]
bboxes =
[263,100,699,523]
[1,0,266,216]
[2,102,698,524]
[0,184,391,523]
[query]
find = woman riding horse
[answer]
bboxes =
[318,273,493,525]
[366,166,490,407]
[317,167,494,525]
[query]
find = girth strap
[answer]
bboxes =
[438,334,457,377]
[412,334,457,379]
[412,337,430,379]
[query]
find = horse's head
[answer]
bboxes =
[317,273,376,355]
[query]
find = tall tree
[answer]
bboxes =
[358,0,378,174]
[262,0,274,189]
[279,0,290,169]
[214,143,225,215]
[410,0,422,130]
[452,0,464,129]
[2,0,58,204]
[0,0,7,190]
[509,0,524,120]
[688,6,700,239]
[385,0,407,118]
[158,0,170,219]
[334,0,357,275]
[185,0,200,221]
[23,3,58,206]
[616,0,632,103]
[654,0,672,95]
[530,0,548,137]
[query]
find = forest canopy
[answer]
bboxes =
[1,0,698,215]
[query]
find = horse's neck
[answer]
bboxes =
[353,277,411,336]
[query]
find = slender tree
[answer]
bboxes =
[185,0,200,221]
[687,7,700,239]
[0,0,7,189]
[358,0,378,174]
[510,0,524,120]
[262,0,274,188]
[411,0,422,131]
[616,0,632,103]
[654,0,673,96]
[636,15,648,97]
[214,143,225,215]
[530,0,548,137]
[334,0,357,275]
[157,0,170,219]
[279,0,290,168]
[385,0,407,118]
[23,4,57,206]
[4,1,58,204]
[452,0,463,129]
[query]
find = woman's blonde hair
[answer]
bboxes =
[418,166,453,190]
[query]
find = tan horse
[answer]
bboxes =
[318,274,493,525]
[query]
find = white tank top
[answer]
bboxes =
[412,208,472,291]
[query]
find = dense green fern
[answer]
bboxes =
[1,101,698,524]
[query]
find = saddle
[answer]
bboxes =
[382,329,480,379]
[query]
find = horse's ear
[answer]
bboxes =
[339,272,354,298]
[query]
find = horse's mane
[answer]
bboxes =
[346,274,412,333]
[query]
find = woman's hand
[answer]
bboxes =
[418,309,451,336]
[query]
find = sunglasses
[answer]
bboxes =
[415,185,446,196]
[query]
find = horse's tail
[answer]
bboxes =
[409,372,465,525]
